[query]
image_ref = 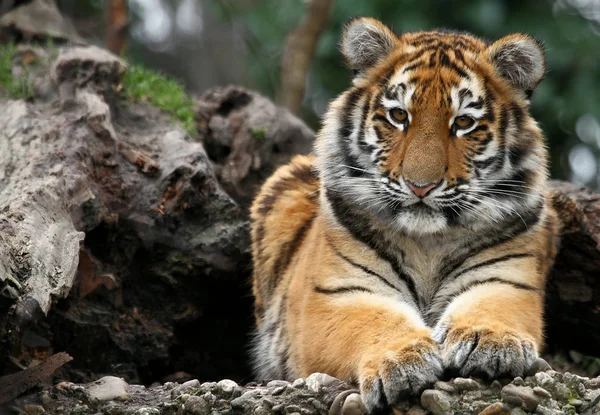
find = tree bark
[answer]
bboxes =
[105,0,128,55]
[277,0,335,115]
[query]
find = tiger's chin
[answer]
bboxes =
[391,204,449,235]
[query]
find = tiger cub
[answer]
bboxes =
[251,17,559,412]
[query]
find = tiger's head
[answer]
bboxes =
[316,17,548,235]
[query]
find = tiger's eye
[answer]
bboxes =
[454,115,475,129]
[389,108,408,124]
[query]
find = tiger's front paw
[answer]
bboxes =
[436,324,538,379]
[358,337,442,413]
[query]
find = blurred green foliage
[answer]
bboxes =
[225,0,600,183]
[0,43,34,100]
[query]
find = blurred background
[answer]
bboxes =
[53,0,600,187]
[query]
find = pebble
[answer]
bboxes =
[490,380,503,390]
[254,403,271,415]
[534,405,566,415]
[421,390,452,415]
[500,385,540,411]
[22,405,45,415]
[534,372,555,389]
[134,408,160,415]
[552,383,571,402]
[453,378,480,391]
[306,373,338,392]
[292,378,306,388]
[477,402,510,415]
[570,399,583,407]
[184,395,210,415]
[527,358,552,376]
[584,378,600,389]
[86,376,129,401]
[406,407,428,415]
[171,379,200,398]
[341,393,367,415]
[532,386,552,399]
[512,377,524,386]
[217,379,239,397]
[267,380,291,388]
[284,404,302,413]
[434,381,457,393]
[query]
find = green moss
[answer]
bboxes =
[0,43,34,100]
[121,64,197,136]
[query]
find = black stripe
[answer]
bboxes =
[314,286,373,295]
[324,188,422,308]
[327,237,403,295]
[450,277,538,300]
[474,155,499,170]
[270,213,316,290]
[507,143,529,168]
[448,253,533,282]
[466,99,484,109]
[358,92,373,152]
[339,89,366,177]
[438,202,542,282]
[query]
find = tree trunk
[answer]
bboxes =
[277,0,335,115]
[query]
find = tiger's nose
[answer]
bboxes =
[405,179,439,198]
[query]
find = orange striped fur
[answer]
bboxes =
[251,18,559,412]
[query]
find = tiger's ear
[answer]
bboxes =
[487,34,546,94]
[341,17,398,74]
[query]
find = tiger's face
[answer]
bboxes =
[317,18,548,235]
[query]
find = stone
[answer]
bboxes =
[292,378,306,388]
[306,373,338,392]
[454,378,480,391]
[434,381,457,394]
[184,395,211,415]
[477,402,510,415]
[535,372,555,390]
[267,380,291,388]
[501,385,540,412]
[527,359,552,376]
[341,393,367,415]
[532,386,552,399]
[171,379,201,398]
[421,390,452,415]
[217,379,240,397]
[86,376,129,402]
[22,404,45,415]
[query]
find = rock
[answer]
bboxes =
[434,381,457,394]
[421,390,452,415]
[528,359,552,376]
[196,85,315,208]
[184,395,211,415]
[306,373,338,393]
[454,378,480,392]
[478,402,510,415]
[217,379,240,397]
[532,386,552,399]
[86,376,128,401]
[171,379,201,398]
[0,0,84,42]
[501,385,540,411]
[292,378,306,388]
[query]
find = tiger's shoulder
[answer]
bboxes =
[250,155,320,324]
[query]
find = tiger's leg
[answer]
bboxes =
[433,275,543,378]
[293,292,443,412]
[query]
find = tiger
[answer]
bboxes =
[250,17,560,412]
